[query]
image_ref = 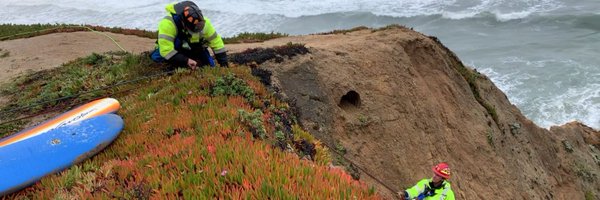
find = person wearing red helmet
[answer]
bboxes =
[151,1,228,69]
[398,162,455,200]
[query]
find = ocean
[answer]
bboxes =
[1,0,598,129]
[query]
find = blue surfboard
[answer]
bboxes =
[0,114,124,196]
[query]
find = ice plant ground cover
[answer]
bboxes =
[0,48,380,198]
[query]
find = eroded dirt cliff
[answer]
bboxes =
[2,26,597,199]
[249,26,600,199]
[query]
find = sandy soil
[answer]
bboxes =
[1,29,598,199]
[0,31,344,84]
[0,31,155,84]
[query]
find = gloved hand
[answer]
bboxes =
[215,52,229,67]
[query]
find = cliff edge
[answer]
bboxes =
[249,26,600,199]
[1,25,598,199]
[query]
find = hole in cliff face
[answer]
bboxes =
[339,91,361,110]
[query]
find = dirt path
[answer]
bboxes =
[0,30,323,113]
[0,31,156,84]
[0,30,353,84]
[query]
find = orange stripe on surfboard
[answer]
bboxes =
[0,98,120,147]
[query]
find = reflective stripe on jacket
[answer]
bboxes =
[156,2,226,60]
[405,178,455,200]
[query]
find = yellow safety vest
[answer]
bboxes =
[156,2,226,60]
[405,178,455,200]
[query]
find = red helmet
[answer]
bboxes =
[432,162,451,179]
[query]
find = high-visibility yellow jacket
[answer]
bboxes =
[156,2,226,61]
[405,178,454,200]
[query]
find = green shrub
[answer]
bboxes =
[335,141,347,154]
[573,162,595,182]
[585,191,595,200]
[223,32,288,44]
[563,140,574,153]
[0,23,157,41]
[210,73,255,101]
[238,109,267,139]
[357,115,370,127]
[487,129,495,147]
[316,26,369,35]
[0,23,63,39]
[83,53,105,65]
[456,64,499,125]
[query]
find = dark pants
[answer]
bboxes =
[177,43,215,67]
[151,38,215,68]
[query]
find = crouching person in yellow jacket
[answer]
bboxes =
[398,162,455,200]
[151,1,228,69]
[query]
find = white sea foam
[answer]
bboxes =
[0,0,598,130]
[479,58,600,129]
[0,0,564,24]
